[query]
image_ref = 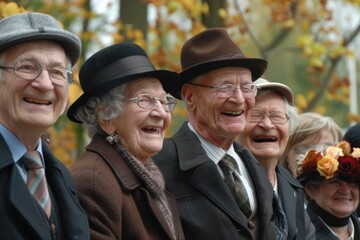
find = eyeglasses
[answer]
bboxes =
[127,94,177,112]
[249,111,289,124]
[0,59,73,86]
[187,82,259,99]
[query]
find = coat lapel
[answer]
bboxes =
[276,166,300,239]
[9,164,49,239]
[173,124,248,227]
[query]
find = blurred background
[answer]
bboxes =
[1,0,359,167]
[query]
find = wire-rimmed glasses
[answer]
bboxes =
[187,82,259,99]
[127,94,177,112]
[0,59,73,86]
[249,111,289,124]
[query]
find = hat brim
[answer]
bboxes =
[172,58,268,99]
[67,70,178,123]
[255,82,294,105]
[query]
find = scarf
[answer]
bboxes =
[115,142,176,239]
[308,200,350,227]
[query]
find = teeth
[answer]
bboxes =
[24,97,50,105]
[142,126,160,131]
[223,111,242,116]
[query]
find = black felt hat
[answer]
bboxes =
[67,42,178,123]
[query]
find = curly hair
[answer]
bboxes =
[74,84,127,137]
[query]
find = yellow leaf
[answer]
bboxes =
[296,94,308,110]
[2,2,22,17]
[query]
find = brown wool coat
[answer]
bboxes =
[70,134,185,240]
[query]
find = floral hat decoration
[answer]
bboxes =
[297,141,360,184]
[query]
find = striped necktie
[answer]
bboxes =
[22,151,52,218]
[219,154,252,218]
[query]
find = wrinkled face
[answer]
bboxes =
[288,130,336,176]
[0,41,69,134]
[238,92,289,161]
[306,179,359,218]
[183,67,255,148]
[112,78,171,162]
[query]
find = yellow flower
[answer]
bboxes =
[325,146,343,159]
[317,155,339,179]
[351,148,360,158]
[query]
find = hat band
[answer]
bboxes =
[85,55,156,91]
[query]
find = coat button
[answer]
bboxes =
[248,221,255,229]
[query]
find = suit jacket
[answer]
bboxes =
[0,133,89,240]
[276,165,315,240]
[153,123,275,240]
[307,202,360,240]
[70,134,185,240]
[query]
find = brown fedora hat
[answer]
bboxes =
[67,42,178,123]
[171,28,268,99]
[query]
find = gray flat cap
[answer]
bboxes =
[0,12,81,65]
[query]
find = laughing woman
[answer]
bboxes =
[67,43,184,240]
[297,141,360,240]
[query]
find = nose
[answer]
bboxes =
[31,69,54,90]
[151,100,168,117]
[338,180,351,192]
[229,88,245,102]
[258,115,274,128]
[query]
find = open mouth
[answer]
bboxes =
[141,126,161,134]
[222,111,243,116]
[24,97,51,105]
[253,135,278,143]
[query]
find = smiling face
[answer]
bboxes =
[183,67,255,149]
[104,77,171,162]
[305,178,359,218]
[0,40,69,140]
[238,91,289,163]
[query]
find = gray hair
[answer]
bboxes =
[74,84,127,137]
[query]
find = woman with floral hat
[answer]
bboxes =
[297,141,360,240]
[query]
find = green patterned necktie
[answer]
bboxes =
[219,154,252,218]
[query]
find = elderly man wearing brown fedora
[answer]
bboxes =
[154,28,275,239]
[0,12,89,239]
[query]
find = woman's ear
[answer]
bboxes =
[96,108,115,135]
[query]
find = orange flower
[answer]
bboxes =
[337,141,351,155]
[317,155,339,179]
[301,149,323,173]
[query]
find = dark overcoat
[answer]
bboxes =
[0,133,89,240]
[276,165,316,240]
[70,134,185,240]
[153,123,276,240]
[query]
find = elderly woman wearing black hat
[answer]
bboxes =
[297,141,360,240]
[237,78,315,240]
[68,43,184,240]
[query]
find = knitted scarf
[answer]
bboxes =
[115,142,176,239]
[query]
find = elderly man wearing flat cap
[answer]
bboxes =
[154,28,275,239]
[0,12,89,239]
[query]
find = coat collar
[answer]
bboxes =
[86,134,141,191]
